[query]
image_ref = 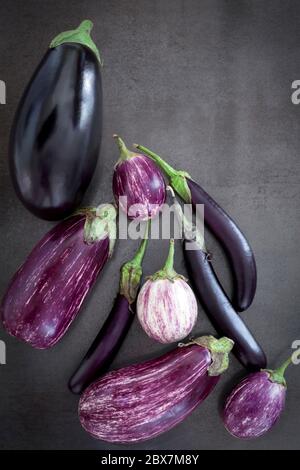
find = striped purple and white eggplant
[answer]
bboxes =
[223,356,293,439]
[1,204,116,349]
[137,239,198,343]
[113,135,166,221]
[79,335,234,443]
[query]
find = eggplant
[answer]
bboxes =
[137,239,197,343]
[1,204,116,349]
[113,136,166,220]
[69,224,149,394]
[79,335,234,443]
[134,143,256,312]
[10,20,102,220]
[172,195,266,371]
[223,356,292,439]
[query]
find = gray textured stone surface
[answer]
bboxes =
[0,0,299,450]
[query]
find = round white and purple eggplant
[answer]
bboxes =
[79,335,234,443]
[137,239,198,343]
[223,357,292,439]
[10,20,102,220]
[1,204,116,349]
[112,135,166,221]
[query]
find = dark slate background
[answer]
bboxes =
[0,0,300,450]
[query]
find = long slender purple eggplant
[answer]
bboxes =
[79,335,234,443]
[172,195,266,371]
[1,204,116,349]
[10,21,103,220]
[223,356,293,439]
[113,136,166,221]
[69,223,149,394]
[137,238,198,343]
[134,143,256,312]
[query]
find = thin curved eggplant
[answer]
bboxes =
[69,294,132,394]
[170,194,266,371]
[10,20,102,220]
[69,224,149,394]
[184,239,266,370]
[134,143,256,312]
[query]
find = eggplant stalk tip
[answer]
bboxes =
[150,239,185,282]
[114,135,136,162]
[264,356,293,387]
[49,19,102,64]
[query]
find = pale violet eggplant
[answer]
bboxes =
[1,204,116,349]
[223,356,293,439]
[112,135,166,221]
[137,239,198,343]
[79,335,234,443]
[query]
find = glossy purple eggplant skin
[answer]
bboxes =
[69,294,132,394]
[1,216,109,349]
[187,179,256,312]
[223,371,286,439]
[113,155,166,220]
[79,344,219,443]
[10,43,102,220]
[183,240,266,371]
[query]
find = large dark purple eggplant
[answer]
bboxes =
[10,20,102,220]
[69,224,149,394]
[135,144,256,312]
[1,204,116,349]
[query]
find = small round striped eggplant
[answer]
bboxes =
[1,204,116,349]
[79,335,234,443]
[223,357,292,439]
[113,135,166,221]
[137,239,198,343]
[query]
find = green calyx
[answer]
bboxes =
[119,222,150,304]
[263,356,293,388]
[149,239,186,282]
[134,143,192,203]
[180,335,234,376]
[82,203,117,255]
[49,19,102,65]
[114,135,137,164]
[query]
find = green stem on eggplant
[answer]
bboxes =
[50,19,102,65]
[134,143,192,203]
[150,239,186,282]
[119,222,150,304]
[264,356,293,387]
[83,204,117,254]
[114,135,136,162]
[179,335,234,376]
